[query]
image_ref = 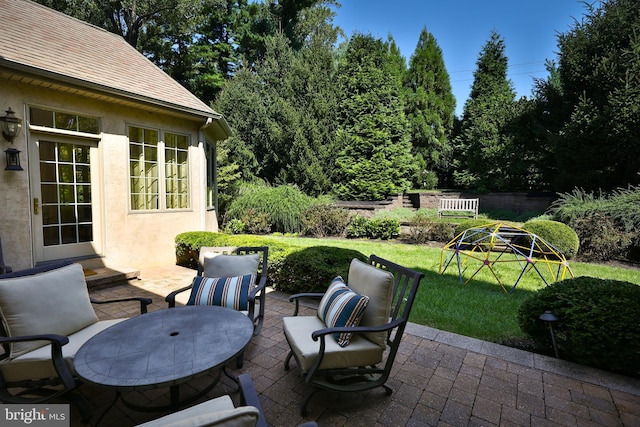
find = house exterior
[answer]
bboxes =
[0,0,231,270]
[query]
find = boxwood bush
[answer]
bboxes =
[521,219,580,259]
[273,246,367,293]
[518,277,640,377]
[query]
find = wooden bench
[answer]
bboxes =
[438,198,479,219]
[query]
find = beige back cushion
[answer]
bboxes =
[136,395,259,427]
[0,263,98,358]
[201,253,260,278]
[347,259,394,348]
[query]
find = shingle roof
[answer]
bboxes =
[0,0,228,132]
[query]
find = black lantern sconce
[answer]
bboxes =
[0,107,23,171]
[539,310,559,358]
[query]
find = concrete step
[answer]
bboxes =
[78,258,139,290]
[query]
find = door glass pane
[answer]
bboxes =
[39,141,93,247]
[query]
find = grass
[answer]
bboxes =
[267,235,640,343]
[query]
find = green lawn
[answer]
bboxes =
[268,235,640,343]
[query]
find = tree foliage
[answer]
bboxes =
[332,34,415,200]
[404,27,455,188]
[453,31,516,191]
[547,0,640,191]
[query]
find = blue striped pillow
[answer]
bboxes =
[187,274,256,310]
[317,276,369,347]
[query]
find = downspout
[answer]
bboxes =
[199,117,218,215]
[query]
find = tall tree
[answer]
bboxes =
[404,27,455,189]
[454,30,516,191]
[549,0,640,191]
[332,34,415,200]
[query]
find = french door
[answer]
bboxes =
[29,136,103,262]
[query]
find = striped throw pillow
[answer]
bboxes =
[317,276,369,347]
[187,274,256,310]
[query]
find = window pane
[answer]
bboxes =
[78,205,92,222]
[41,184,58,203]
[39,141,56,161]
[40,163,56,182]
[78,116,99,134]
[78,224,93,242]
[42,205,59,226]
[55,112,77,131]
[30,107,54,127]
[61,225,77,244]
[60,205,76,223]
[43,226,60,246]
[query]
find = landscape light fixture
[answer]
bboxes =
[539,310,559,358]
[0,107,23,171]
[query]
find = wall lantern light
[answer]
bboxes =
[0,107,23,171]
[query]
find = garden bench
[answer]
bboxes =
[437,198,479,219]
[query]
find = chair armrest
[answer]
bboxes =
[289,292,324,316]
[0,334,76,390]
[238,374,267,427]
[164,285,193,308]
[310,317,404,341]
[248,275,268,302]
[90,297,152,314]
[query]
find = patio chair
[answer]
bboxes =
[0,261,152,422]
[283,255,424,416]
[166,246,269,336]
[137,373,317,427]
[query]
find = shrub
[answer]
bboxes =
[273,246,367,293]
[409,213,456,243]
[301,204,350,237]
[518,277,640,377]
[225,183,314,233]
[223,219,245,234]
[570,213,632,261]
[521,219,580,259]
[367,218,400,240]
[346,214,369,238]
[240,208,271,234]
[174,231,290,274]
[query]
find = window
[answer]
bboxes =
[30,107,100,134]
[205,142,216,209]
[129,127,159,210]
[128,126,190,211]
[165,133,189,209]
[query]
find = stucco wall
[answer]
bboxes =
[1,78,218,271]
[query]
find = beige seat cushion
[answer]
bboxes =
[0,263,99,358]
[0,319,125,383]
[201,252,260,278]
[347,259,394,348]
[283,315,384,372]
[136,395,259,427]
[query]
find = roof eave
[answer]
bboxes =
[1,59,232,140]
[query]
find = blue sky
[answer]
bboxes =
[331,1,589,116]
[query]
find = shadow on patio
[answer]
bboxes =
[74,264,640,427]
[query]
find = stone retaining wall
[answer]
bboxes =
[408,192,557,214]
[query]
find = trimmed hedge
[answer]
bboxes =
[518,276,640,377]
[522,219,580,259]
[273,246,367,293]
[175,232,366,293]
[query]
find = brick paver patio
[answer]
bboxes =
[71,264,640,427]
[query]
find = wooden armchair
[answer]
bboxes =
[283,255,424,416]
[0,261,151,422]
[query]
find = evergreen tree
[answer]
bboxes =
[454,30,516,191]
[549,0,640,191]
[404,27,455,189]
[333,34,415,200]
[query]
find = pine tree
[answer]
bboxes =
[333,34,415,200]
[404,27,455,189]
[454,30,516,191]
